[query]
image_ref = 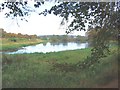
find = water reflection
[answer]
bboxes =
[50,42,68,46]
[43,43,47,46]
[6,42,88,54]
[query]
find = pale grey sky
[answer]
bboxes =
[0,1,87,36]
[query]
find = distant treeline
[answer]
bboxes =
[39,35,87,43]
[0,28,88,43]
[0,28,37,39]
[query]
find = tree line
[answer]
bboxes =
[39,35,87,43]
[0,28,37,39]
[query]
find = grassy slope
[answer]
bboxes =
[2,46,118,88]
[0,38,43,51]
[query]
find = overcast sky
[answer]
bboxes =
[0,1,87,36]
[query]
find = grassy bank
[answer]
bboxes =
[0,38,43,51]
[2,46,118,88]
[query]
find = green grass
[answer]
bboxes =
[0,38,43,51]
[2,46,118,88]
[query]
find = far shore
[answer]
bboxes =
[0,38,44,52]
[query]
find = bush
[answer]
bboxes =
[9,38,17,42]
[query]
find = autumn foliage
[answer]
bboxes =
[0,28,37,39]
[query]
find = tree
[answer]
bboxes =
[0,1,119,69]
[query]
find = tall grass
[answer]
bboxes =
[2,46,118,88]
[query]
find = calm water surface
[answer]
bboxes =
[6,42,88,54]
